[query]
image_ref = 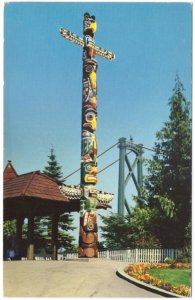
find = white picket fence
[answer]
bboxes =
[65,248,181,263]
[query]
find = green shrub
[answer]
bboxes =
[164,257,175,264]
[176,246,191,263]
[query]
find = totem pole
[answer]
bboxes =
[59,13,115,258]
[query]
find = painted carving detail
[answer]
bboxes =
[59,184,114,207]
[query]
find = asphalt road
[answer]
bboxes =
[4,260,164,297]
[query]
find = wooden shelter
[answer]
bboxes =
[3,161,79,260]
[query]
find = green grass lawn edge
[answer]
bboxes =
[148,268,191,287]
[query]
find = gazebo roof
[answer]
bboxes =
[3,162,79,219]
[4,170,69,202]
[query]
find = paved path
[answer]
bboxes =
[4,260,164,297]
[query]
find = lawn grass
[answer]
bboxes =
[149,268,191,287]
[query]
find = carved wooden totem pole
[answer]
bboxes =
[59,13,115,258]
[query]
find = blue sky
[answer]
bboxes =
[3,2,192,239]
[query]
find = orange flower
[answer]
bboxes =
[125,263,191,297]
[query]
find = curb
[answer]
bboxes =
[116,268,183,298]
[65,258,90,262]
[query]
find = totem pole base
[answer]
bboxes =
[79,248,98,258]
[79,212,98,258]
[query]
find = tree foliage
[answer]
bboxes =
[99,211,160,249]
[3,220,16,237]
[58,213,76,251]
[43,146,64,183]
[99,213,132,249]
[145,75,192,247]
[33,214,76,252]
[31,146,77,253]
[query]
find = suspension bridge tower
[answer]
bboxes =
[118,137,144,216]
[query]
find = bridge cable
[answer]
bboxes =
[97,142,119,158]
[63,142,155,180]
[62,142,119,180]
[141,145,155,152]
[97,159,119,174]
[97,150,132,174]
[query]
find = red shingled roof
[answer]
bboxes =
[3,162,80,219]
[4,160,18,182]
[4,170,69,202]
[3,161,69,202]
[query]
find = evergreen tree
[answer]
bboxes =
[40,146,75,251]
[58,213,76,252]
[43,146,64,183]
[33,214,76,253]
[99,211,160,249]
[34,217,52,251]
[41,146,76,253]
[99,213,132,249]
[145,75,192,247]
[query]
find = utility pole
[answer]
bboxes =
[59,13,115,257]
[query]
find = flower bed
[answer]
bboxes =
[125,263,191,297]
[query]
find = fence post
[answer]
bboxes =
[107,250,109,260]
[135,248,138,263]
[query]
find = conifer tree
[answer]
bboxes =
[35,146,77,253]
[145,75,192,247]
[99,210,160,249]
[58,213,76,251]
[99,213,132,249]
[43,146,64,183]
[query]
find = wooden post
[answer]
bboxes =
[52,214,59,260]
[27,215,34,260]
[16,217,24,259]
